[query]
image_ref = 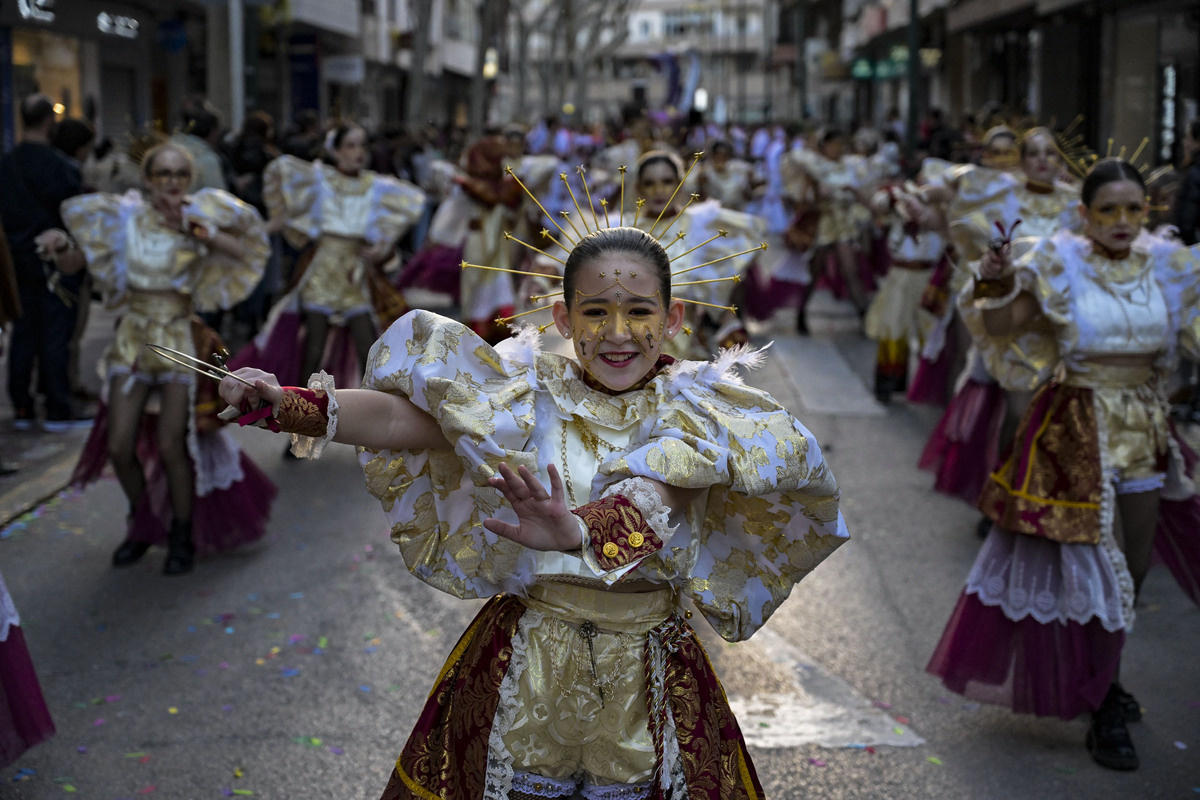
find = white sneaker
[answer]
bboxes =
[41,416,94,433]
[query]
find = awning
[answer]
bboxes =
[947,0,1033,33]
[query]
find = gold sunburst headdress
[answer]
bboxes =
[460,151,768,333]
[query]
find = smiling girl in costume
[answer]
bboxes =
[219,170,848,798]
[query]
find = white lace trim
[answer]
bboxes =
[0,570,19,642]
[483,608,538,799]
[601,478,679,547]
[964,391,1136,633]
[189,378,244,497]
[289,370,338,459]
[1094,391,1136,631]
[511,772,576,798]
[964,528,1128,632]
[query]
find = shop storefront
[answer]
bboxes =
[0,0,160,150]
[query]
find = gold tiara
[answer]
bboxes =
[459,151,767,330]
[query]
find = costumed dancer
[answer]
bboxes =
[780,128,875,333]
[632,150,765,356]
[698,140,751,211]
[863,183,946,402]
[0,568,55,768]
[233,122,425,391]
[928,159,1200,771]
[397,135,521,344]
[55,142,274,574]
[217,171,848,798]
[912,127,1082,511]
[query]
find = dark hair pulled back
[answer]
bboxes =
[562,227,671,308]
[1081,158,1145,207]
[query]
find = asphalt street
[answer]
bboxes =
[1,298,1197,799]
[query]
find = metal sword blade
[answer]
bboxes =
[143,344,256,387]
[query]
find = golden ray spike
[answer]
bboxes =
[496,304,558,324]
[677,298,737,313]
[618,165,627,226]
[655,192,701,243]
[1130,138,1149,166]
[664,231,687,251]
[674,275,742,287]
[647,151,704,237]
[537,226,570,253]
[669,230,728,264]
[681,325,694,336]
[671,243,767,278]
[505,165,576,246]
[559,210,585,241]
[461,260,564,280]
[504,231,566,265]
[1107,139,1114,158]
[632,198,646,229]
[1117,145,1127,160]
[600,197,611,229]
[560,172,593,236]
[536,323,553,334]
[577,165,601,231]
[529,290,565,302]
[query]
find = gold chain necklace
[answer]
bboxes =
[558,416,620,508]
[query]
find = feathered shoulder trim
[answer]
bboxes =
[663,341,772,391]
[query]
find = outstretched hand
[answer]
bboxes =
[219,368,285,416]
[482,463,582,552]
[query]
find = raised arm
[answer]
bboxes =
[219,368,451,451]
[974,247,1041,336]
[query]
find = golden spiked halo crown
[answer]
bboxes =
[460,151,768,333]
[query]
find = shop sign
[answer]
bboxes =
[874,57,901,80]
[18,0,56,23]
[851,58,874,80]
[324,54,365,85]
[97,12,139,39]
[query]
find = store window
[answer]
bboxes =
[10,29,81,137]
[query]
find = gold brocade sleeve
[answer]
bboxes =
[957,235,1072,391]
[1156,244,1200,362]
[59,192,129,303]
[263,154,321,250]
[364,175,427,248]
[183,188,270,311]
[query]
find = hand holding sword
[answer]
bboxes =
[144,344,285,420]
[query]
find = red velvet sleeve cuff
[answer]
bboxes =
[272,386,331,437]
[572,494,664,573]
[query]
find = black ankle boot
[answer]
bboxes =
[1086,688,1139,770]
[163,519,195,576]
[112,512,150,567]
[112,539,150,567]
[1112,682,1143,722]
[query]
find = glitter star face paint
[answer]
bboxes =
[554,253,680,392]
[1083,180,1147,253]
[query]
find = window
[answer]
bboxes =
[663,10,713,38]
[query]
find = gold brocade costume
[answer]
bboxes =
[263,155,425,317]
[336,310,847,795]
[60,189,268,380]
[920,159,1081,264]
[961,230,1200,628]
[782,149,873,246]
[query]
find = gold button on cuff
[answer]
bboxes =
[628,531,645,548]
[602,542,620,558]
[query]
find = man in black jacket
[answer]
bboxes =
[1176,119,1200,246]
[0,94,88,431]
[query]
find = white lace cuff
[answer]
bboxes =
[601,477,679,546]
[289,370,338,459]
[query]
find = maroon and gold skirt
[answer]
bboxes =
[379,586,764,800]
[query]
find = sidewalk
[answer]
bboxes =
[0,304,114,529]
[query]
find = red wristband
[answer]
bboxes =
[272,386,330,437]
